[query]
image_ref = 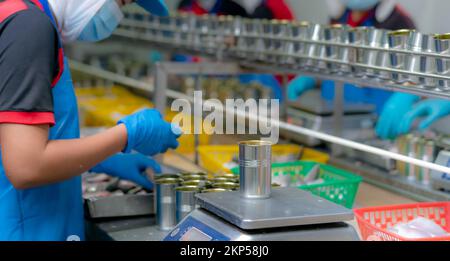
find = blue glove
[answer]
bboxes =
[287,76,316,101]
[91,153,161,190]
[375,93,420,140]
[118,109,182,156]
[397,99,450,135]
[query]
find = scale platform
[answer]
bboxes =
[196,187,354,230]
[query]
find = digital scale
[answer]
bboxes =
[285,90,376,146]
[163,188,359,241]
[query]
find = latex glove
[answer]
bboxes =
[91,153,161,190]
[287,76,316,101]
[375,93,420,140]
[118,109,182,156]
[397,99,450,135]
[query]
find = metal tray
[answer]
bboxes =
[85,194,154,219]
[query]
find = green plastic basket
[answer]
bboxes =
[231,161,362,208]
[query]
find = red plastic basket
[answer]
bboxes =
[354,202,450,241]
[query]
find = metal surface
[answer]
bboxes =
[196,188,354,230]
[239,140,272,199]
[84,194,154,219]
[165,209,359,241]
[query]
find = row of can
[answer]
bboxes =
[396,134,438,185]
[121,11,450,91]
[154,172,239,231]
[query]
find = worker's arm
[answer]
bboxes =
[0,123,126,189]
[0,108,180,190]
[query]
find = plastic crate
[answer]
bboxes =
[231,161,362,208]
[354,202,450,241]
[198,145,329,175]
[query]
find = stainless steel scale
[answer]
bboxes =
[286,90,376,146]
[163,188,359,241]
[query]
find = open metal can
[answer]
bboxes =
[175,186,200,222]
[155,178,180,231]
[239,140,272,199]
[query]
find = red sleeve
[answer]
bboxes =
[266,0,295,20]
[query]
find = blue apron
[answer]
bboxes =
[0,0,84,241]
[321,9,393,114]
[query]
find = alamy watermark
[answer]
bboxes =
[171,91,280,143]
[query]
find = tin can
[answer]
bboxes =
[155,178,180,231]
[319,24,344,72]
[405,32,436,87]
[363,28,389,77]
[434,33,450,91]
[291,21,311,68]
[348,26,369,77]
[305,24,324,70]
[396,135,409,176]
[388,29,415,83]
[406,136,420,181]
[212,182,240,190]
[175,186,199,222]
[211,177,236,184]
[271,20,290,64]
[421,140,437,185]
[239,140,272,199]
[154,174,181,181]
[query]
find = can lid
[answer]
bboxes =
[155,174,181,180]
[212,182,240,190]
[155,178,182,185]
[176,186,200,192]
[388,29,415,36]
[434,33,450,40]
[238,140,273,146]
[202,188,230,193]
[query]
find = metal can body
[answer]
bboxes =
[239,140,272,199]
[434,34,450,91]
[175,186,199,223]
[421,141,437,185]
[388,29,415,83]
[364,28,388,77]
[155,179,179,231]
[406,32,436,87]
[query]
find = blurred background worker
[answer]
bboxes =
[0,0,180,241]
[176,0,294,101]
[286,0,445,140]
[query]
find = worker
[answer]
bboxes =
[177,0,294,101]
[287,0,422,140]
[0,0,180,241]
[177,0,294,20]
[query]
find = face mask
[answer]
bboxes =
[48,0,109,43]
[78,0,124,42]
[197,0,217,11]
[340,0,380,11]
[233,0,261,14]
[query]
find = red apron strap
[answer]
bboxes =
[29,0,43,11]
[0,0,28,23]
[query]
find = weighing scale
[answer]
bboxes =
[163,188,359,241]
[286,90,376,146]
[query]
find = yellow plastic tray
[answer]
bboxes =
[198,144,329,174]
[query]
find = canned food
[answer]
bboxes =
[291,21,310,68]
[405,32,436,87]
[434,33,450,91]
[388,29,415,83]
[239,140,272,199]
[155,178,180,231]
[175,186,199,222]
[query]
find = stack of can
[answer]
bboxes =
[396,134,437,185]
[153,172,240,231]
